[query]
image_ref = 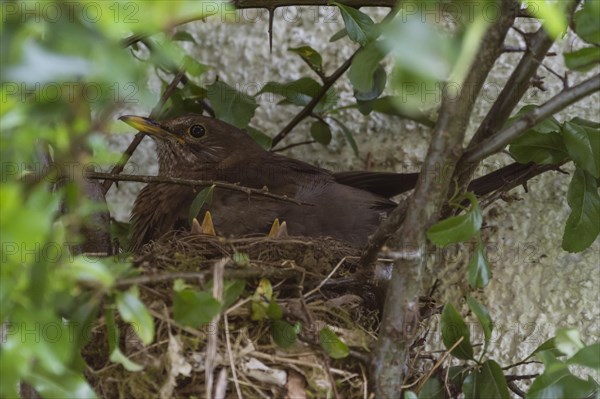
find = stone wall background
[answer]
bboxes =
[106,5,599,371]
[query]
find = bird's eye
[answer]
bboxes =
[189,124,206,138]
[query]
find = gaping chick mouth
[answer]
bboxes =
[119,115,184,143]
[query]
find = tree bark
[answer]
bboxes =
[369,1,518,396]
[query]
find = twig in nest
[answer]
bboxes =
[224,315,243,399]
[116,267,302,288]
[303,256,357,299]
[206,258,227,399]
[402,336,465,392]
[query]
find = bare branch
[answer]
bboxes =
[464,74,600,163]
[89,172,312,206]
[451,0,581,197]
[369,2,518,395]
[270,8,398,148]
[270,53,356,148]
[272,139,317,152]
[116,267,302,288]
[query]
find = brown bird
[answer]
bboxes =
[120,114,419,251]
[120,114,536,251]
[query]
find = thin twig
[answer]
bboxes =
[464,74,600,163]
[89,172,313,206]
[116,267,302,288]
[508,381,527,398]
[303,256,355,298]
[502,359,541,370]
[271,140,317,152]
[206,259,226,399]
[270,54,356,148]
[401,336,464,391]
[270,8,398,148]
[224,315,243,399]
[452,0,582,197]
[505,374,539,381]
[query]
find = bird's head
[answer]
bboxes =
[119,114,263,175]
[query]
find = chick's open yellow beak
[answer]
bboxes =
[119,115,182,142]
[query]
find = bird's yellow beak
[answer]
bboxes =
[119,115,182,142]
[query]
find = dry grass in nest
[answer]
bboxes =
[83,232,449,398]
[83,232,389,398]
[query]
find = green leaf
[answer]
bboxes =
[330,117,359,156]
[528,351,599,399]
[568,343,600,370]
[172,31,196,43]
[418,377,444,399]
[463,359,510,399]
[555,327,585,357]
[319,327,349,359]
[448,366,467,388]
[509,131,568,164]
[271,319,298,349]
[182,55,210,77]
[509,105,561,134]
[563,121,600,178]
[350,96,436,127]
[116,287,154,345]
[109,348,144,372]
[329,28,347,42]
[244,126,272,150]
[467,242,491,289]
[104,307,144,371]
[404,392,418,399]
[574,0,600,43]
[348,45,386,93]
[259,77,320,106]
[250,278,273,321]
[562,168,600,252]
[564,47,600,72]
[382,14,458,81]
[522,0,568,39]
[355,65,387,102]
[467,296,493,345]
[570,117,600,130]
[259,77,337,112]
[222,279,246,309]
[427,193,482,247]
[288,45,323,75]
[65,256,115,288]
[440,303,473,360]
[526,337,563,359]
[462,370,476,398]
[232,251,250,267]
[332,2,376,45]
[310,120,332,145]
[266,299,283,320]
[26,367,98,399]
[207,81,258,128]
[188,185,215,225]
[173,289,221,327]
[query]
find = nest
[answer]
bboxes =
[83,232,391,398]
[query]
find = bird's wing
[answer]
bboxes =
[216,153,334,196]
[333,171,420,198]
